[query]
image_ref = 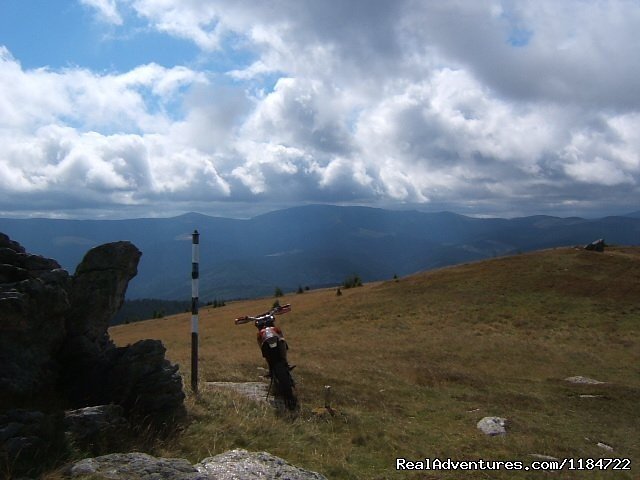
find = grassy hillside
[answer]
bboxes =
[109,247,640,479]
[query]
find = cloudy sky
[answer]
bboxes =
[0,0,639,219]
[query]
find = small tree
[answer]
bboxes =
[343,274,363,289]
[297,285,304,294]
[274,286,284,297]
[336,287,342,296]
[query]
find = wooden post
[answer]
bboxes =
[324,385,332,409]
[191,230,200,393]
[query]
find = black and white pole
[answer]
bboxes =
[191,230,200,393]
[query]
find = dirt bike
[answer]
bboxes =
[234,303,298,410]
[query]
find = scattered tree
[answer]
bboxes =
[274,286,284,297]
[297,285,304,294]
[336,287,342,296]
[343,274,363,289]
[209,298,226,308]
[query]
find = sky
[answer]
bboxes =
[0,0,639,219]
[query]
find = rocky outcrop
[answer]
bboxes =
[0,233,70,409]
[0,233,185,477]
[67,449,328,480]
[60,242,142,408]
[55,241,184,421]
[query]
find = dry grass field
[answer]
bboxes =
[109,246,640,479]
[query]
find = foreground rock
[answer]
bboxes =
[196,449,328,480]
[68,452,201,480]
[67,449,327,480]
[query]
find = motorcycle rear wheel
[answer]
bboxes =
[271,361,298,411]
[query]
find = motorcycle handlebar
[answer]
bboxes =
[234,304,291,325]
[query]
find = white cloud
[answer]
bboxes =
[2,1,640,217]
[80,0,123,25]
[127,0,227,50]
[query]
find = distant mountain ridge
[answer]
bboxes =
[1,205,639,300]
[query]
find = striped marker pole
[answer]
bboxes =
[191,229,200,393]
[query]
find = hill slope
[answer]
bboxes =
[110,247,640,479]
[1,205,640,301]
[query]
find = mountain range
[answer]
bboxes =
[1,204,639,300]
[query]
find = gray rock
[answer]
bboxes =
[477,416,508,436]
[196,449,328,480]
[597,442,614,452]
[68,452,203,479]
[564,376,605,385]
[64,405,130,454]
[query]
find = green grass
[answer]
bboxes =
[107,247,640,479]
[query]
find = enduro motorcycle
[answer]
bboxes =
[234,303,298,410]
